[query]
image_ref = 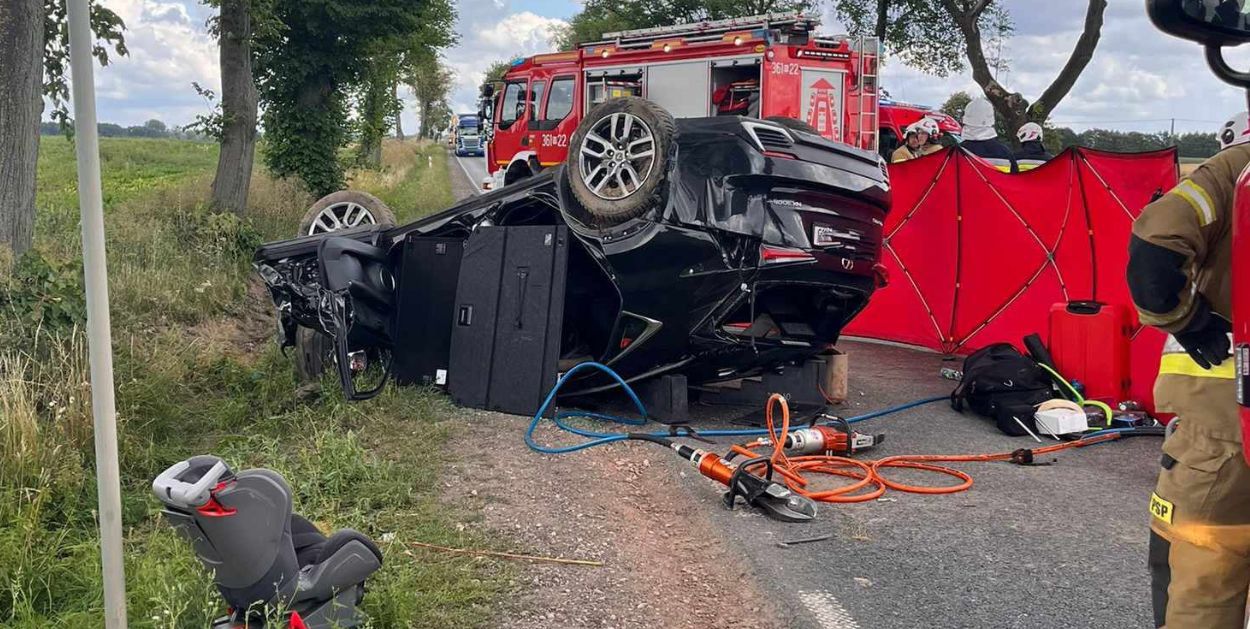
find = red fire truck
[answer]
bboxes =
[479,13,889,189]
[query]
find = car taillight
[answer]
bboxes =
[762,150,798,160]
[760,245,816,265]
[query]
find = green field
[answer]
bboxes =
[1,137,504,627]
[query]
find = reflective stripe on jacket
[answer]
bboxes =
[1130,146,1245,333]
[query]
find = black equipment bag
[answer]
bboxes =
[951,343,1054,436]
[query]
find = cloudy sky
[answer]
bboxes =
[90,0,1250,135]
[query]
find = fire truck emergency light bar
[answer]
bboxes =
[589,12,820,46]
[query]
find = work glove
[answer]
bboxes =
[1174,297,1232,370]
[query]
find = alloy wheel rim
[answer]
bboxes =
[307,202,377,235]
[577,112,656,201]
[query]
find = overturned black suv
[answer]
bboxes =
[255,97,890,403]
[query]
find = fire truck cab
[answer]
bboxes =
[480,13,882,190]
[877,98,963,159]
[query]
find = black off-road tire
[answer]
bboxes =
[504,161,533,186]
[298,190,397,236]
[566,97,675,225]
[294,326,334,382]
[765,116,820,136]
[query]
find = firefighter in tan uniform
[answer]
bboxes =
[1131,112,1250,628]
[891,121,939,163]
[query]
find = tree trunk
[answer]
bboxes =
[355,69,389,169]
[874,0,890,40]
[210,0,258,216]
[394,82,405,140]
[1030,0,1107,119]
[942,0,1106,144]
[419,98,433,140]
[0,0,44,258]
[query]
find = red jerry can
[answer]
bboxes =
[1048,301,1133,404]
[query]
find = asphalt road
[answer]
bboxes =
[677,341,1159,629]
[443,156,1161,629]
[453,151,489,194]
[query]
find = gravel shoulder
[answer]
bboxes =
[445,410,785,629]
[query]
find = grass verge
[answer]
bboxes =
[1,138,505,627]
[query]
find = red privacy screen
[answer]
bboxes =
[845,146,1179,407]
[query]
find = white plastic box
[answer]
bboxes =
[1033,408,1089,436]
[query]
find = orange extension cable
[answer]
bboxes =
[729,394,1123,505]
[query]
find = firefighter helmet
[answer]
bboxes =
[1218,112,1250,151]
[1017,122,1044,144]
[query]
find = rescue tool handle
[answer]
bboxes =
[152,460,229,509]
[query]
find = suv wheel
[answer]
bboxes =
[299,190,396,236]
[567,97,674,225]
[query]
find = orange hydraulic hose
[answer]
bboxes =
[736,394,1122,505]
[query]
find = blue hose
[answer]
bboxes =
[524,362,949,453]
[524,362,647,454]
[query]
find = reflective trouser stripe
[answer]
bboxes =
[1159,354,1236,378]
[1159,334,1235,379]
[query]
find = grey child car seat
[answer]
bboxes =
[153,455,383,628]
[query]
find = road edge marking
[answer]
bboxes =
[453,153,483,196]
[798,590,860,629]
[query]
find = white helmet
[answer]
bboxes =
[1017,122,1044,144]
[1219,112,1250,151]
[904,121,928,138]
[963,98,996,130]
[919,117,941,138]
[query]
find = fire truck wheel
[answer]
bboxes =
[298,190,397,237]
[567,97,674,224]
[504,161,533,186]
[765,116,821,136]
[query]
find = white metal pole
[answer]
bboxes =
[66,0,128,626]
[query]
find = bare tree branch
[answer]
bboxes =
[1032,0,1107,118]
[941,0,1013,114]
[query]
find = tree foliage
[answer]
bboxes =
[484,59,516,85]
[1048,128,1218,158]
[357,0,456,166]
[554,0,815,50]
[939,91,972,121]
[255,0,454,196]
[832,0,1011,77]
[42,0,128,132]
[355,55,403,167]
[407,56,454,139]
